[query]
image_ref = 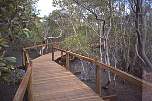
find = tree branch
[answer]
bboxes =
[72,0,105,22]
[128,0,136,13]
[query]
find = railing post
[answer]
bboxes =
[61,51,63,56]
[52,44,54,61]
[96,63,101,96]
[48,43,51,53]
[46,44,48,53]
[22,49,25,66]
[25,50,29,69]
[66,52,70,70]
[25,51,27,68]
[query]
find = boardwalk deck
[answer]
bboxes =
[31,51,104,101]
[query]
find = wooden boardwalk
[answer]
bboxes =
[13,44,152,101]
[31,51,104,101]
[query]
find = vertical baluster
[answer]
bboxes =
[22,49,25,66]
[25,51,28,70]
[61,51,63,56]
[96,63,101,96]
[52,45,54,61]
[66,52,70,70]
[48,43,51,53]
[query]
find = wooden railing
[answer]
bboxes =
[13,49,32,101]
[13,43,54,101]
[53,47,152,97]
[13,43,152,101]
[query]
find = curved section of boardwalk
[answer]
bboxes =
[31,51,104,101]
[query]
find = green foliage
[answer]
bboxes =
[61,32,91,55]
[18,28,31,38]
[0,38,8,48]
[0,0,43,83]
[0,37,16,82]
[43,14,61,38]
[0,0,43,44]
[4,57,16,65]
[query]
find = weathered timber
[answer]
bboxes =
[31,52,104,101]
[66,52,70,70]
[13,65,32,101]
[52,45,54,61]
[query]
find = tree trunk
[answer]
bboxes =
[135,0,152,72]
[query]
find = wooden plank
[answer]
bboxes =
[31,52,104,101]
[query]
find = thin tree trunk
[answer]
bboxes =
[134,0,152,72]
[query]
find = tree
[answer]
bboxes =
[52,0,152,76]
[0,0,43,45]
[129,0,152,72]
[0,0,41,82]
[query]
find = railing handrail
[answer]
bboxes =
[24,43,51,50]
[13,47,33,101]
[13,64,32,101]
[24,42,61,50]
[53,47,152,90]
